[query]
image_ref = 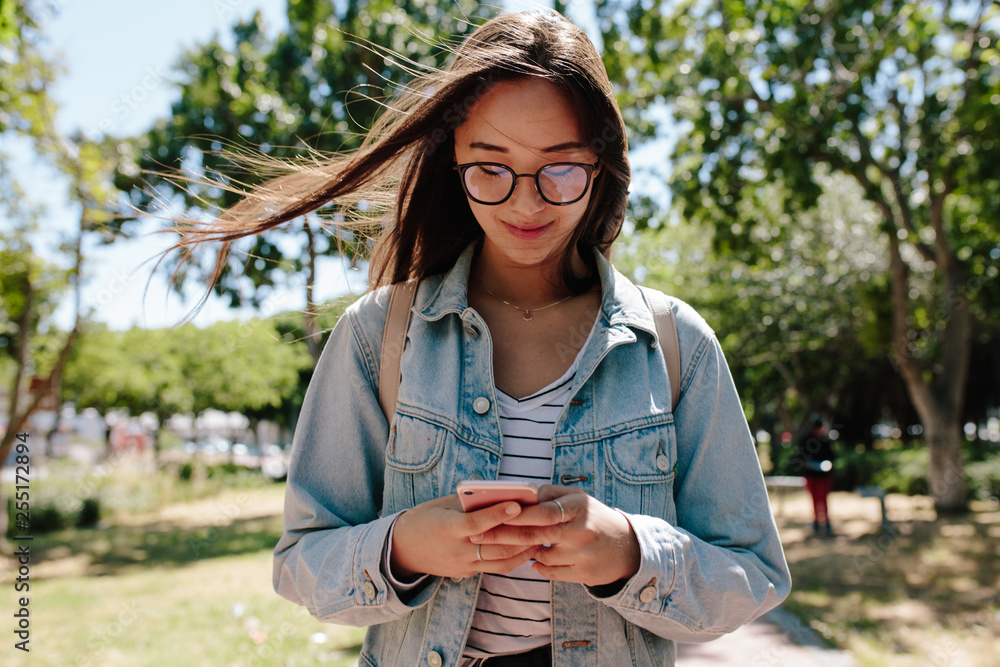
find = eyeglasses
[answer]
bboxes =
[453,161,599,206]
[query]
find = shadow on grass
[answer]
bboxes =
[779,511,999,646]
[28,513,285,577]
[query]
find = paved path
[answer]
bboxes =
[676,607,856,666]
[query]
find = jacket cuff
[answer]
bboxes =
[584,511,677,612]
[324,513,439,620]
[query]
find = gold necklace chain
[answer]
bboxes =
[478,282,575,322]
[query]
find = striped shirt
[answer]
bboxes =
[462,329,592,661]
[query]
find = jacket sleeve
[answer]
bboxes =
[587,301,791,642]
[272,295,442,626]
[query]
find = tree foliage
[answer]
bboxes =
[617,171,918,443]
[115,0,492,359]
[62,319,313,432]
[599,0,1000,512]
[0,0,137,473]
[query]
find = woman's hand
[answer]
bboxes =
[469,485,642,587]
[389,494,539,580]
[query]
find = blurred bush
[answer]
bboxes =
[966,459,1000,500]
[5,495,101,536]
[771,438,1000,501]
[3,457,272,537]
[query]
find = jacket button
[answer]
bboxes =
[473,397,490,414]
[450,576,463,583]
[655,455,671,472]
[639,585,657,604]
[468,473,483,480]
[363,581,377,599]
[465,324,480,338]
[427,650,443,667]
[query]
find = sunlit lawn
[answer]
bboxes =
[3,465,998,667]
[3,483,365,667]
[772,490,1000,667]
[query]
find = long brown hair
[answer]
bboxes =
[165,10,630,295]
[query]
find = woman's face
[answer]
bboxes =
[453,78,598,273]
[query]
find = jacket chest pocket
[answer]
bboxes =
[602,422,678,521]
[384,415,447,513]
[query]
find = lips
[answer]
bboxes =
[503,221,552,239]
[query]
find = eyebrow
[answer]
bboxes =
[468,140,588,153]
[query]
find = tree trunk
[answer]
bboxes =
[887,233,970,514]
[923,411,967,514]
[0,324,82,457]
[303,219,321,363]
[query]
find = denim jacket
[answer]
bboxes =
[273,243,791,667]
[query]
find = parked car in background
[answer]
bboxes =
[260,443,289,481]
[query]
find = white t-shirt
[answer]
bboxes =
[386,321,596,664]
[462,323,595,661]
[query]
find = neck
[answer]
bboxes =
[472,249,587,306]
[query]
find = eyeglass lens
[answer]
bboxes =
[462,164,591,205]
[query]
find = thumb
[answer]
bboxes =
[460,501,522,537]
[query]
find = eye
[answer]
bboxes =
[543,164,578,178]
[476,165,508,178]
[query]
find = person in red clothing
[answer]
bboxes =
[797,419,836,535]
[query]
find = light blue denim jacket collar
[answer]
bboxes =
[414,240,661,343]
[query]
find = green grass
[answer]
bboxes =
[773,491,1000,667]
[33,549,366,667]
[3,476,366,666]
[6,462,999,666]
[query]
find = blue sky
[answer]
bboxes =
[5,0,644,331]
[11,0,312,331]
[7,0,295,330]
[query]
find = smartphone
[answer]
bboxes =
[456,480,539,512]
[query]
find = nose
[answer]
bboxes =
[508,174,546,213]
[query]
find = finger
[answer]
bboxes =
[503,497,570,527]
[529,543,565,565]
[471,523,559,546]
[475,543,538,562]
[459,501,522,537]
[478,547,542,575]
[535,485,586,503]
[528,544,578,580]
[531,562,575,582]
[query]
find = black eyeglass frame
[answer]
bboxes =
[453,161,600,206]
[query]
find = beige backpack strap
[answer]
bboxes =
[639,287,681,411]
[379,279,418,422]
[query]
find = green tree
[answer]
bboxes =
[62,319,312,456]
[618,171,900,443]
[1,2,91,466]
[116,0,491,361]
[601,0,1000,513]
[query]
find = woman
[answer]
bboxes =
[174,10,790,666]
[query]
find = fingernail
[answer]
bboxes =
[505,504,519,516]
[470,534,483,543]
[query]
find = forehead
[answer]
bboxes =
[454,78,589,155]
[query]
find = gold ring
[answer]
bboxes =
[476,544,482,561]
[553,498,566,523]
